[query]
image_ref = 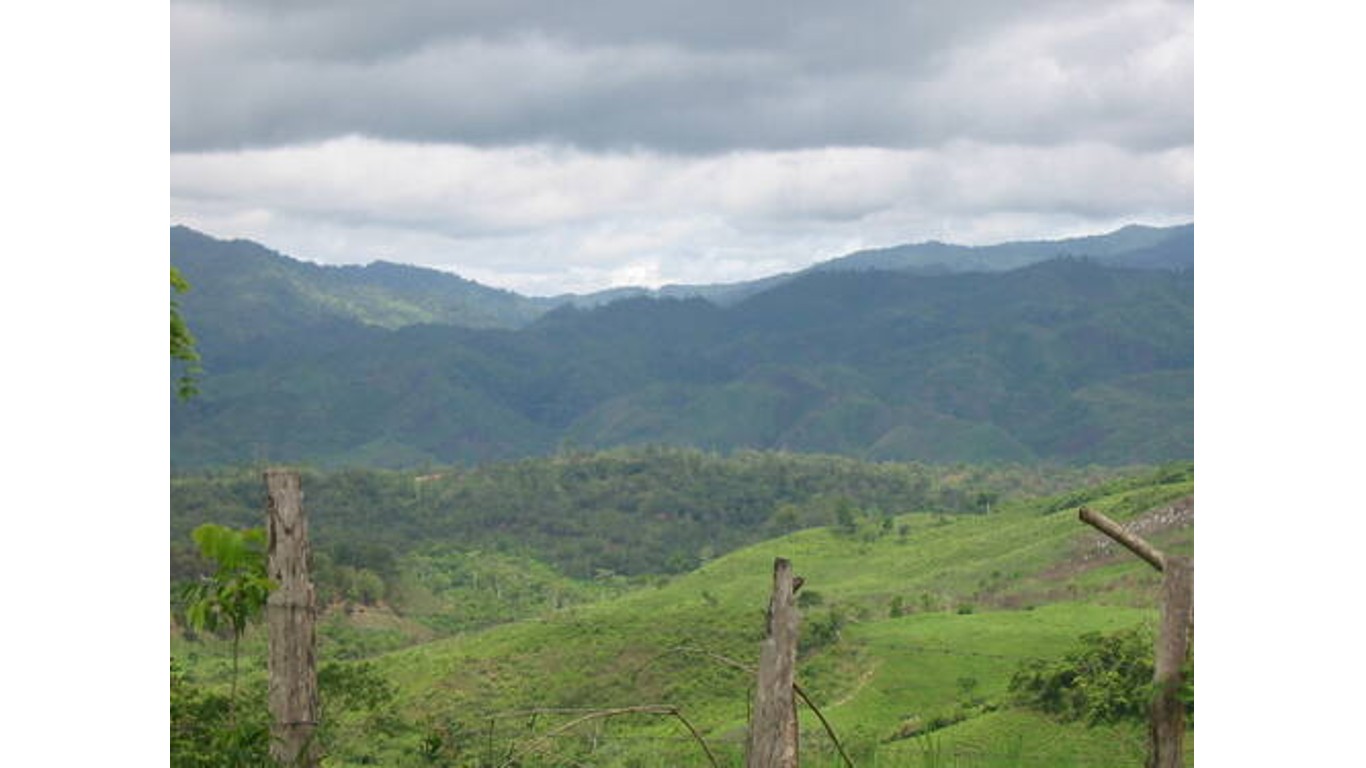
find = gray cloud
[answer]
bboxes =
[170,0,1193,294]
[172,0,1191,154]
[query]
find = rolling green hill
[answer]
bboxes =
[173,462,1193,766]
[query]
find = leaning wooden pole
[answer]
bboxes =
[1079,506,1193,768]
[266,468,320,767]
[747,557,800,768]
[1079,506,1167,571]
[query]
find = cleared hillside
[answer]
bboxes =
[174,463,1192,766]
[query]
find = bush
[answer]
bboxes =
[170,659,271,768]
[1008,626,1160,724]
[802,606,846,652]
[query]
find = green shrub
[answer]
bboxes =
[1008,626,1157,724]
[802,606,846,652]
[170,658,271,768]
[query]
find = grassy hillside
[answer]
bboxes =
[173,464,1192,766]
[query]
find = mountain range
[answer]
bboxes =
[170,223,1193,469]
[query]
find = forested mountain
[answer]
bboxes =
[814,223,1193,275]
[171,223,1192,335]
[169,226,554,338]
[172,224,1191,469]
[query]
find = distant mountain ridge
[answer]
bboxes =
[171,225,1193,469]
[169,226,552,341]
[812,223,1193,276]
[171,222,1192,336]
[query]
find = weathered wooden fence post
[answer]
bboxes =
[747,557,800,768]
[1079,506,1193,768]
[266,468,320,767]
[1150,554,1193,768]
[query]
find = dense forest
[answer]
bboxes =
[171,227,1192,469]
[172,447,1152,586]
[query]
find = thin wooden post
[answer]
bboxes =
[747,557,800,768]
[1079,506,1193,768]
[266,468,319,767]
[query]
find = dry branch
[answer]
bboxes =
[645,644,855,765]
[792,683,855,768]
[640,646,857,767]
[1079,506,1167,571]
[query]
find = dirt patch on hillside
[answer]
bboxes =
[322,600,439,642]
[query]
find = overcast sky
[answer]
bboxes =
[170,0,1193,295]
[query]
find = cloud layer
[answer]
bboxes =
[170,0,1193,294]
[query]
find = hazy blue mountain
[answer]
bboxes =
[171,223,1192,338]
[810,223,1193,276]
[170,225,554,341]
[550,222,1192,307]
[171,237,1192,469]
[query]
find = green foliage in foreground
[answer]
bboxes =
[172,463,1193,766]
[177,523,276,738]
[170,659,271,768]
[1009,625,1159,724]
[179,525,274,642]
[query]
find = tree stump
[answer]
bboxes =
[748,558,800,768]
[265,469,319,767]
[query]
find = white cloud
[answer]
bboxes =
[172,136,1192,294]
[169,0,1191,292]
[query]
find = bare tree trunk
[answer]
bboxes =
[1148,555,1193,768]
[748,558,800,768]
[265,469,319,767]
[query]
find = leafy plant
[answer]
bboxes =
[316,661,410,761]
[170,658,272,768]
[1009,626,1157,724]
[178,524,276,720]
